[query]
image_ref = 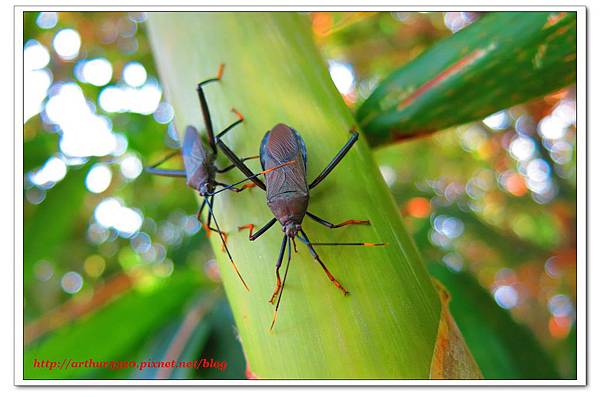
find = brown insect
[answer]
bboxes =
[145,65,290,291]
[215,123,385,330]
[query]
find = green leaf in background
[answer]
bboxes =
[24,133,59,173]
[357,12,576,145]
[129,294,246,380]
[132,291,220,380]
[194,300,247,380]
[24,271,202,380]
[564,324,577,379]
[24,166,88,286]
[429,263,561,379]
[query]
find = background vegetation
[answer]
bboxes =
[23,11,577,379]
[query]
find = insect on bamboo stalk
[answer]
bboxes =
[216,123,387,330]
[145,64,292,291]
[146,12,478,379]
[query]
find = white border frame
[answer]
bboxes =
[13,4,587,386]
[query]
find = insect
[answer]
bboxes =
[145,65,290,291]
[215,123,385,330]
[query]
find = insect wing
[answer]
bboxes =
[182,126,211,188]
[260,125,307,170]
[260,124,308,197]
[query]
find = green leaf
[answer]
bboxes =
[195,300,247,380]
[24,271,202,379]
[24,133,58,173]
[24,166,88,286]
[357,12,576,145]
[128,292,216,380]
[429,263,560,379]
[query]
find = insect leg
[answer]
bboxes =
[216,140,267,190]
[196,198,207,222]
[215,108,244,140]
[238,218,277,241]
[215,108,244,141]
[308,129,359,190]
[201,200,227,251]
[198,70,264,188]
[207,195,216,230]
[309,242,387,247]
[145,151,186,178]
[200,208,228,250]
[269,235,288,304]
[204,197,250,291]
[203,216,228,250]
[200,195,217,237]
[148,150,180,168]
[196,64,225,154]
[211,160,294,196]
[144,168,186,178]
[216,155,259,173]
[214,108,267,190]
[199,200,214,237]
[306,211,370,228]
[298,230,349,295]
[304,212,385,247]
[270,237,292,332]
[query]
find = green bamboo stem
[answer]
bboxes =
[146,12,441,379]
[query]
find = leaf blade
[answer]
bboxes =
[357,12,576,145]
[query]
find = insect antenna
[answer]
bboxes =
[203,197,250,291]
[208,160,296,196]
[270,237,293,332]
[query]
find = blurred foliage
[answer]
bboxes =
[24,165,88,292]
[25,271,203,379]
[356,12,576,145]
[430,263,560,379]
[23,11,577,380]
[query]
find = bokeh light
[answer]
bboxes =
[85,163,113,193]
[94,197,143,237]
[24,40,50,70]
[34,260,54,282]
[122,61,147,87]
[29,156,67,188]
[120,154,143,180]
[509,136,536,162]
[83,255,107,278]
[36,12,58,30]
[52,28,81,60]
[547,294,574,318]
[61,271,84,294]
[483,110,511,131]
[98,79,162,114]
[153,102,175,124]
[45,82,118,157]
[494,285,519,309]
[328,60,355,96]
[24,40,52,122]
[379,165,397,186]
[78,58,113,86]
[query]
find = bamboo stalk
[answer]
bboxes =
[146,12,443,379]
